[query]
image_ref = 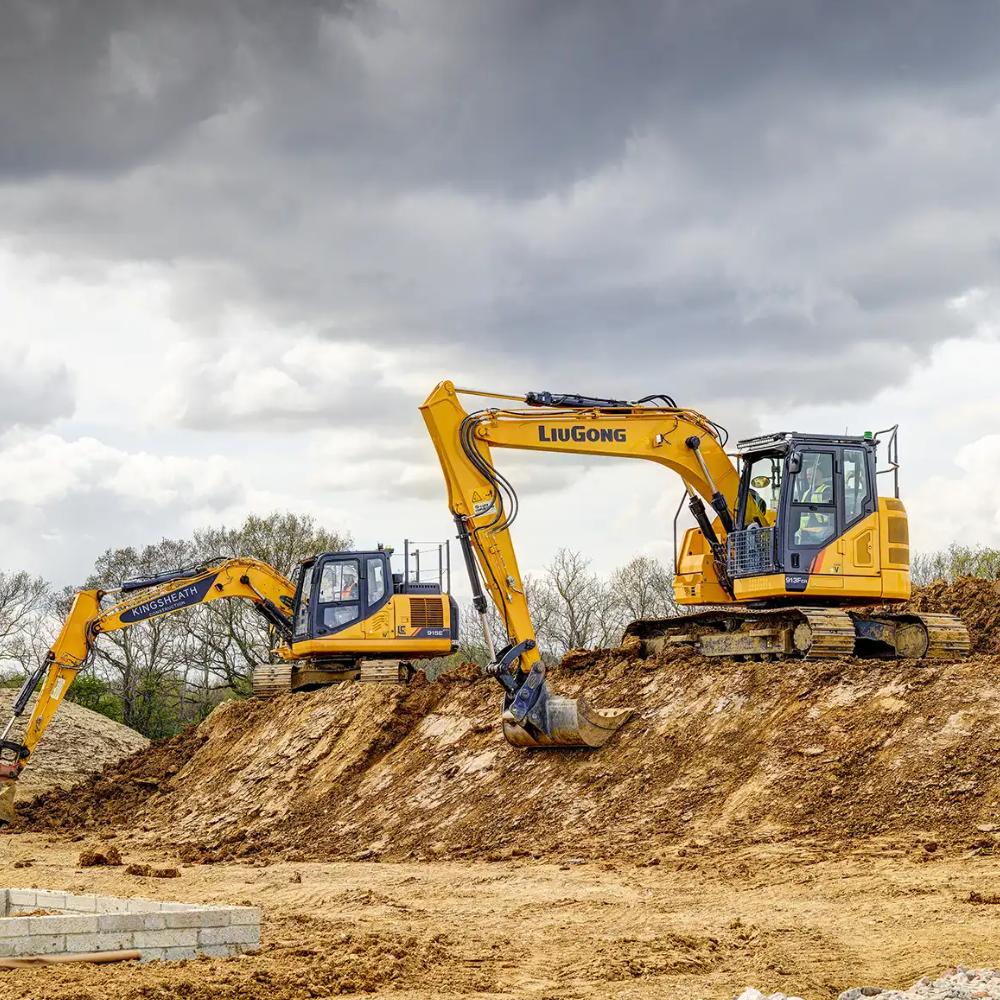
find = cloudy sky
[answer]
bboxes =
[1,0,998,595]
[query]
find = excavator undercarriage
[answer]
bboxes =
[250,659,414,697]
[624,607,971,661]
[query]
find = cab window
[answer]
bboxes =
[844,448,870,523]
[367,558,386,606]
[790,452,836,548]
[741,455,782,528]
[792,452,835,504]
[294,564,314,638]
[318,559,360,631]
[319,560,360,603]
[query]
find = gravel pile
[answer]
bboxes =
[735,968,1000,1000]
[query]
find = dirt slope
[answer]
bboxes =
[14,578,1000,861]
[0,689,148,800]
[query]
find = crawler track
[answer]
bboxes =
[624,606,970,660]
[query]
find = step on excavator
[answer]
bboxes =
[0,544,457,824]
[419,381,970,751]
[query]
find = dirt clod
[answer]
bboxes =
[79,845,123,867]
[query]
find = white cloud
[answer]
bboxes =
[0,432,238,509]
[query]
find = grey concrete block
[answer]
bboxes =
[229,907,261,926]
[33,891,68,910]
[64,932,134,954]
[0,890,8,917]
[199,925,259,947]
[95,896,129,914]
[30,916,100,935]
[98,913,151,933]
[139,947,165,963]
[65,896,99,913]
[198,944,236,958]
[7,891,36,909]
[165,909,228,929]
[163,945,198,961]
[18,934,65,956]
[127,899,164,914]
[0,918,33,939]
[134,928,198,950]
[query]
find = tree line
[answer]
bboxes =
[0,512,351,739]
[2,509,984,740]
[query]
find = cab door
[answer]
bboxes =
[312,555,365,637]
[782,449,840,579]
[361,553,395,641]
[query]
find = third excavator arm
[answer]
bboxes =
[419,381,970,750]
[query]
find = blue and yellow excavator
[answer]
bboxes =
[0,546,457,823]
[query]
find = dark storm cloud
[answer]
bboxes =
[1,0,999,422]
[0,0,355,176]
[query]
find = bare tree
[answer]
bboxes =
[76,544,194,737]
[534,549,609,655]
[188,512,354,693]
[0,570,54,679]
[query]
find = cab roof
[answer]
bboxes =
[737,431,876,456]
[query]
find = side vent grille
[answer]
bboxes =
[410,598,444,629]
[887,517,909,545]
[888,546,910,566]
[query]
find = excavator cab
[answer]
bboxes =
[717,430,909,604]
[252,543,460,694]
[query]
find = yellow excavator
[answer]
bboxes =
[0,544,457,823]
[420,381,970,750]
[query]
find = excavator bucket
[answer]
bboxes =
[503,695,632,748]
[498,667,632,748]
[0,780,16,826]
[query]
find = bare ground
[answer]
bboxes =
[0,690,148,801]
[4,833,1000,999]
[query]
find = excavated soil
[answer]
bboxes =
[0,690,148,801]
[12,577,1000,866]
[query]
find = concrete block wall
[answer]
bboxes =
[0,889,260,962]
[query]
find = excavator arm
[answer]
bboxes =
[419,380,742,749]
[0,557,295,823]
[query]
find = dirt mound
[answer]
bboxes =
[0,689,148,801]
[904,575,1000,654]
[14,578,1000,861]
[14,724,205,830]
